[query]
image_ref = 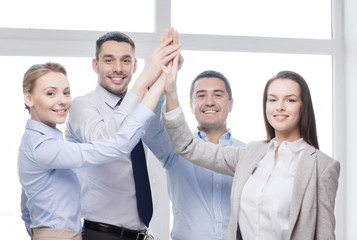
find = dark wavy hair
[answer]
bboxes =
[263,71,319,149]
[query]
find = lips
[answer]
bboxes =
[274,114,288,121]
[203,110,218,113]
[52,109,68,114]
[109,75,126,83]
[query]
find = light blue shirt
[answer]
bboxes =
[65,85,160,230]
[19,101,154,234]
[146,105,246,240]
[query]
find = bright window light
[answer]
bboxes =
[172,0,331,39]
[0,0,155,32]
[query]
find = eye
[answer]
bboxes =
[287,98,297,103]
[268,98,276,102]
[122,58,132,64]
[64,91,71,96]
[47,92,55,96]
[104,58,113,63]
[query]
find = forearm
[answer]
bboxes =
[162,107,236,175]
[165,86,180,112]
[142,93,177,166]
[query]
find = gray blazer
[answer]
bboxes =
[163,109,340,240]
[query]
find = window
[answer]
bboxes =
[0,0,155,32]
[0,0,343,239]
[172,0,331,39]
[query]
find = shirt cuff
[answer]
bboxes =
[162,104,182,121]
[119,91,141,114]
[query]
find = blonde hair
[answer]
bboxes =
[23,62,67,112]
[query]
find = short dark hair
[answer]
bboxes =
[95,31,135,59]
[189,70,232,100]
[263,70,319,149]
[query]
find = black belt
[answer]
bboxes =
[83,219,148,240]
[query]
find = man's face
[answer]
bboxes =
[190,77,233,132]
[92,40,137,98]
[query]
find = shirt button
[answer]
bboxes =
[216,184,219,188]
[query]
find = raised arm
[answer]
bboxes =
[131,37,180,99]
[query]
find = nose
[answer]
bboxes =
[59,94,71,107]
[113,61,123,73]
[277,100,285,111]
[205,94,215,107]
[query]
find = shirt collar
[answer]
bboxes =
[95,84,122,109]
[26,119,63,140]
[270,138,308,153]
[194,127,232,145]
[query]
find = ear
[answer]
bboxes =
[24,91,33,109]
[228,98,234,113]
[132,58,137,74]
[189,101,194,113]
[92,58,99,74]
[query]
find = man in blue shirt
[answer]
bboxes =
[151,70,246,240]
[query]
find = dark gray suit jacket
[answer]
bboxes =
[163,109,340,240]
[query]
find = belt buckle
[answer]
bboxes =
[136,232,147,240]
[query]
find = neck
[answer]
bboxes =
[198,126,227,144]
[274,130,301,147]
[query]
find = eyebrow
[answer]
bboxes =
[195,89,225,95]
[102,54,133,59]
[268,94,299,98]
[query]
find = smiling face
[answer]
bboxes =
[24,71,72,128]
[265,78,302,142]
[93,40,137,98]
[190,77,233,133]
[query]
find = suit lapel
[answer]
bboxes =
[288,144,317,238]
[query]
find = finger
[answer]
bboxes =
[173,29,178,45]
[159,37,174,49]
[162,49,179,66]
[164,28,170,42]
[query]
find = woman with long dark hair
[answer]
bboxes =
[163,68,340,240]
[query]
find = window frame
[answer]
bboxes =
[0,0,345,239]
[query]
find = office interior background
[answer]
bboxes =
[0,0,356,239]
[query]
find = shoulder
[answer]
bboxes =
[69,91,101,117]
[237,140,269,156]
[315,149,340,172]
[72,91,97,107]
[305,146,340,179]
[230,137,246,147]
[246,140,268,149]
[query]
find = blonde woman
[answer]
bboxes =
[18,44,177,240]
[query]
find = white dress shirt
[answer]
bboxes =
[239,138,308,240]
[66,85,147,230]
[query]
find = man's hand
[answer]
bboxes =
[131,37,180,99]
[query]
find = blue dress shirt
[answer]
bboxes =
[19,102,154,234]
[145,104,246,240]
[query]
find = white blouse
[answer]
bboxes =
[239,138,308,240]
